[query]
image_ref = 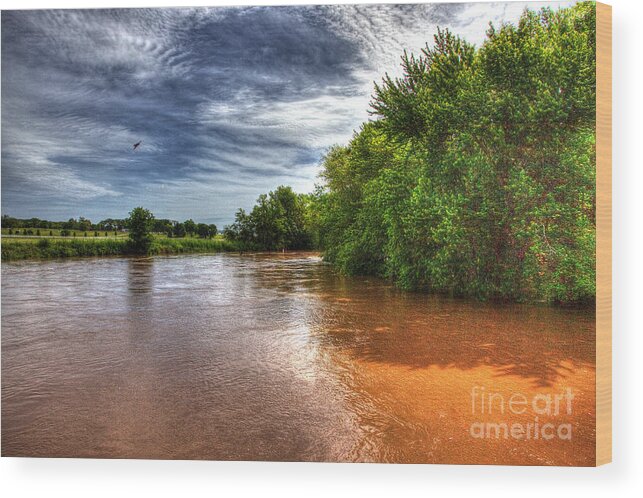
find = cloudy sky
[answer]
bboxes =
[1,1,574,225]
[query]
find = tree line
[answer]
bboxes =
[310,2,596,304]
[2,215,125,232]
[2,214,217,239]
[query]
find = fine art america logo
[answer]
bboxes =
[469,387,574,441]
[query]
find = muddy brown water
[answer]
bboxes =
[1,253,595,464]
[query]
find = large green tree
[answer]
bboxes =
[127,207,155,254]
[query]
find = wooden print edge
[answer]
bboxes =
[595,1,612,467]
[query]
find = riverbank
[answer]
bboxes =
[1,236,239,261]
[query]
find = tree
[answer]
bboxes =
[184,219,196,237]
[78,217,92,232]
[2,215,19,229]
[223,187,313,251]
[196,223,218,238]
[173,222,186,238]
[251,194,278,249]
[268,186,310,250]
[127,207,155,254]
[153,219,174,234]
[196,223,210,238]
[223,209,254,247]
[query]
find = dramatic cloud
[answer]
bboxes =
[1,2,575,225]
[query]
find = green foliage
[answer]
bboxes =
[196,223,217,238]
[314,2,596,304]
[183,219,197,236]
[173,222,186,238]
[127,207,155,254]
[224,186,312,251]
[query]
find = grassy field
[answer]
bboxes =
[1,233,239,261]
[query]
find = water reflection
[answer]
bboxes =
[1,253,596,464]
[126,258,155,317]
[127,258,155,294]
[309,292,594,388]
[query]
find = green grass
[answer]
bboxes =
[151,237,238,255]
[1,235,239,261]
[1,238,129,260]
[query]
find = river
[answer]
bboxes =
[1,253,596,464]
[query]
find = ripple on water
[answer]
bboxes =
[2,253,595,463]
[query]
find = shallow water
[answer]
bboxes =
[1,253,595,464]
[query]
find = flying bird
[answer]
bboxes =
[133,141,142,151]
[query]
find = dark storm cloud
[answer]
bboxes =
[1,3,573,225]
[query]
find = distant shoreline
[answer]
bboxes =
[1,236,239,261]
